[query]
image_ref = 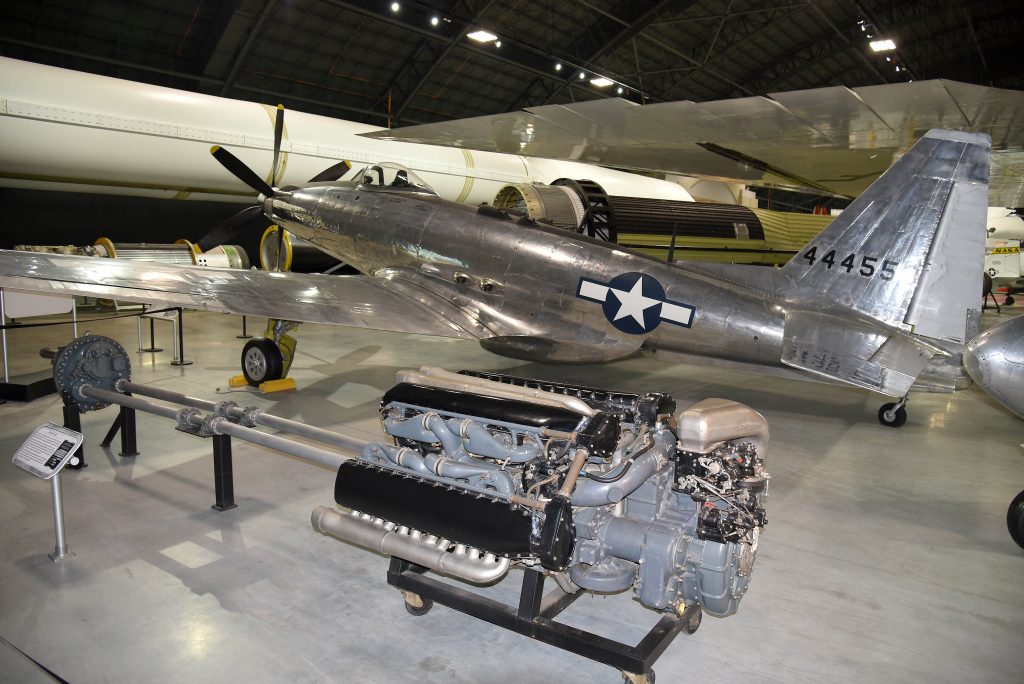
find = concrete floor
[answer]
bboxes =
[1,308,1022,683]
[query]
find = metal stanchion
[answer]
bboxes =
[170,308,192,366]
[48,471,75,561]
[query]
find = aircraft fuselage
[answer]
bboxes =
[267,184,786,368]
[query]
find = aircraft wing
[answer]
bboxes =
[362,80,1024,206]
[0,250,489,340]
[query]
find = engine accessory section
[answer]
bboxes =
[315,368,770,621]
[53,335,132,411]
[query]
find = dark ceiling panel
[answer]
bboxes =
[0,0,1017,129]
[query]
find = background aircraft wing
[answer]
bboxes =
[0,251,488,340]
[362,80,1024,206]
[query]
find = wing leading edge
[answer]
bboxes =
[0,250,488,340]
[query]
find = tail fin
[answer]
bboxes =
[782,129,990,345]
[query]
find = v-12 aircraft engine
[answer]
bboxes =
[312,368,769,618]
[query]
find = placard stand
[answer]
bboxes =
[48,470,75,561]
[11,422,84,562]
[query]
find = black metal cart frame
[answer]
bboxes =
[387,557,700,679]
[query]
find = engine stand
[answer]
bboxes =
[387,558,695,678]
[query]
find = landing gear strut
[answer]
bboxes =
[878,397,908,428]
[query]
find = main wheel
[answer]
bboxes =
[1006,295,1015,305]
[241,338,284,386]
[878,402,907,428]
[1008,490,1024,550]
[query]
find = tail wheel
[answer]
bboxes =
[241,338,284,386]
[878,402,907,428]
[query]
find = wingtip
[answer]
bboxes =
[922,128,991,147]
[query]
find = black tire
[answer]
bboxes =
[241,338,284,386]
[404,596,433,616]
[684,607,702,635]
[878,403,907,428]
[1008,490,1024,550]
[1006,295,1015,306]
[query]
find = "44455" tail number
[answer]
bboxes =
[801,247,898,280]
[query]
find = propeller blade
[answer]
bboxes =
[196,205,266,252]
[308,159,352,183]
[211,145,275,197]
[271,104,284,187]
[276,224,286,271]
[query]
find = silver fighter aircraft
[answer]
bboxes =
[0,117,994,427]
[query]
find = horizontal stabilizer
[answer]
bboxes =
[781,311,934,396]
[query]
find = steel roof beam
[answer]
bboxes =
[220,0,278,96]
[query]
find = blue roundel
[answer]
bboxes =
[601,272,665,335]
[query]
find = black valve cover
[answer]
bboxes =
[334,460,534,557]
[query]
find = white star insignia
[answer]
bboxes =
[610,278,660,326]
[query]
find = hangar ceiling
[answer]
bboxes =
[1,0,1020,128]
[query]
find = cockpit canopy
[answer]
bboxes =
[356,162,437,196]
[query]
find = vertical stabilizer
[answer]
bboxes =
[782,129,990,345]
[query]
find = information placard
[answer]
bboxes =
[11,423,83,480]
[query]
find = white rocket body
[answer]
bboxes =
[0,57,692,205]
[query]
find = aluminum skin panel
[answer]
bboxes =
[0,251,486,339]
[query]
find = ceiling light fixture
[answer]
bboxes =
[590,77,613,87]
[578,72,586,80]
[467,30,497,43]
[870,38,895,51]
[390,2,399,12]
[430,16,439,26]
[616,86,624,94]
[494,40,501,48]
[554,63,562,71]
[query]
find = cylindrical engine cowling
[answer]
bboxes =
[492,183,586,231]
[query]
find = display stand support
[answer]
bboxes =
[99,404,139,457]
[237,316,253,339]
[170,308,193,367]
[48,471,76,561]
[211,434,237,511]
[61,402,86,469]
[386,558,697,679]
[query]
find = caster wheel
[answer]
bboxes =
[241,338,284,386]
[878,402,907,428]
[1006,295,1015,306]
[684,607,702,635]
[622,670,654,684]
[1008,490,1024,550]
[403,593,433,616]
